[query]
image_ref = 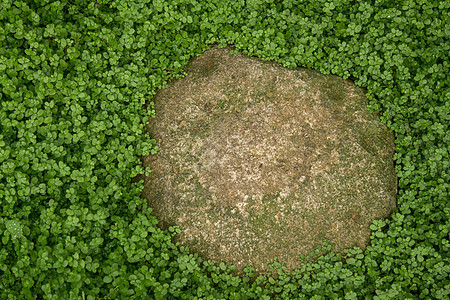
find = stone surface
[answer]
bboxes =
[138,46,397,273]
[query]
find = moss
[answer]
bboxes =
[189,120,211,138]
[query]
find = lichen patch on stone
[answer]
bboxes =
[139,46,397,274]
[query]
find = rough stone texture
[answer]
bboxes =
[139,46,397,273]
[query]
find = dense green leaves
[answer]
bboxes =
[1,0,449,298]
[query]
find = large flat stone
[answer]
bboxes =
[139,46,397,273]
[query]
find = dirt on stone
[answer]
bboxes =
[137,46,397,274]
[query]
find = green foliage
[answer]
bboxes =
[1,0,448,298]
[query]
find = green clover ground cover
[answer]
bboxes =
[0,0,448,298]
